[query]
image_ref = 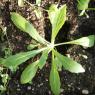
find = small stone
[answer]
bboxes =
[17,88,21,91]
[40,83,43,86]
[48,91,51,95]
[68,84,71,87]
[27,86,31,90]
[82,89,89,95]
[32,88,34,91]
[45,78,48,81]
[37,84,40,87]
[82,55,88,59]
[17,84,20,87]
[77,87,80,90]
[60,88,64,93]
[66,54,70,58]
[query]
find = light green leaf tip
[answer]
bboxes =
[66,35,95,47]
[48,4,66,43]
[53,50,85,73]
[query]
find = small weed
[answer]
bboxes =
[0,3,95,95]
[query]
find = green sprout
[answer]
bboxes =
[0,4,95,95]
[77,0,90,16]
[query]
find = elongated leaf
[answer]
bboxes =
[21,60,39,84]
[78,0,90,10]
[50,61,61,95]
[53,50,85,73]
[48,4,66,42]
[18,0,24,7]
[11,12,48,45]
[38,49,50,69]
[0,48,46,69]
[65,35,95,47]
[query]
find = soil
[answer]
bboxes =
[0,0,95,95]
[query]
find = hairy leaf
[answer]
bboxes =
[54,50,85,73]
[50,61,61,95]
[11,12,48,45]
[21,60,39,84]
[48,4,66,43]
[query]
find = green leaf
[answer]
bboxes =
[0,48,46,69]
[50,61,61,95]
[77,0,90,10]
[54,57,62,71]
[38,49,50,69]
[48,4,66,43]
[65,35,95,47]
[18,0,24,7]
[11,12,49,45]
[53,50,85,73]
[20,60,39,84]
[77,0,90,16]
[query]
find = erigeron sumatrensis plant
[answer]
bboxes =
[0,4,95,95]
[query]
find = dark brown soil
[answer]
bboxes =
[0,0,95,95]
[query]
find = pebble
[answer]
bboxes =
[82,89,89,95]
[40,83,43,86]
[82,55,88,59]
[17,84,20,87]
[32,88,34,91]
[27,86,31,90]
[60,88,64,93]
[17,88,21,91]
[66,54,70,58]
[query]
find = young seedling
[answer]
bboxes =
[0,4,95,95]
[77,0,90,16]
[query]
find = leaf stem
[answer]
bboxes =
[54,42,70,47]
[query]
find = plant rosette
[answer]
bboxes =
[0,4,95,95]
